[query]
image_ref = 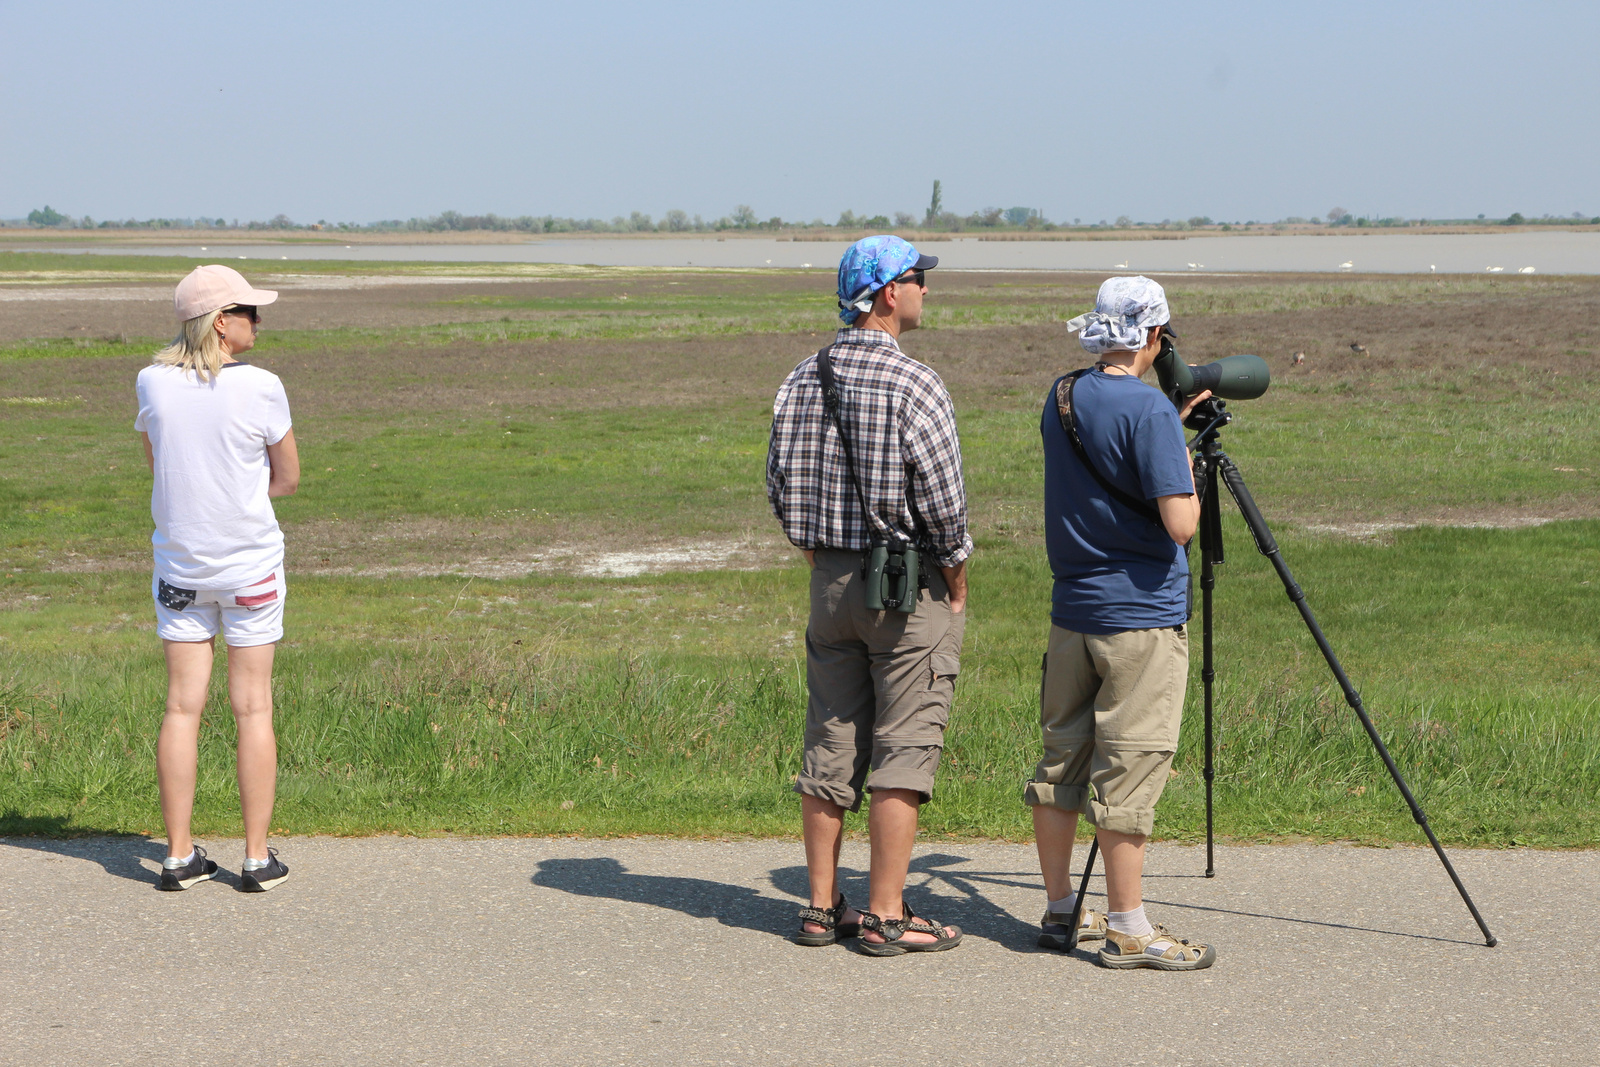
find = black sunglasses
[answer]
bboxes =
[892,269,926,289]
[222,304,260,323]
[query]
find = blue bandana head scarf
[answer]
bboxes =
[836,235,930,325]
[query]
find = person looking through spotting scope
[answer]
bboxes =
[1026,276,1216,969]
[767,235,971,955]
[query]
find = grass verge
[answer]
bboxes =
[3,522,1596,845]
[3,265,1597,844]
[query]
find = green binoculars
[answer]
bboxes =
[1153,339,1271,403]
[864,542,919,613]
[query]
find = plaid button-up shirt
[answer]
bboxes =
[767,328,972,568]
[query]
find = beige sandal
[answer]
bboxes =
[1039,907,1107,950]
[1099,924,1215,970]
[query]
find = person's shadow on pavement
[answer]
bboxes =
[0,820,168,887]
[532,857,798,938]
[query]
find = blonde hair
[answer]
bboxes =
[153,309,228,381]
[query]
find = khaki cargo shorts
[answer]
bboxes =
[796,549,966,812]
[1023,623,1188,837]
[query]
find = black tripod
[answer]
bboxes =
[1067,399,1497,949]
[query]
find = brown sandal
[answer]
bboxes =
[793,894,861,947]
[856,902,963,956]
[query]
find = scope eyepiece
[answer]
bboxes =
[1153,337,1270,404]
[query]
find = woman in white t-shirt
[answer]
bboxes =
[136,264,300,892]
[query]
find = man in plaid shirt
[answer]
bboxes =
[767,235,972,956]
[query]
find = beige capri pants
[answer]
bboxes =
[1023,623,1189,837]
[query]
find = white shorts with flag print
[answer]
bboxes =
[153,570,286,647]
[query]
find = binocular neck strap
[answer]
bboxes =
[816,345,902,546]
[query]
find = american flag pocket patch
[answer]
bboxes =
[157,579,197,611]
[235,573,279,609]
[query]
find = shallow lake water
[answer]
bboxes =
[19,231,1600,274]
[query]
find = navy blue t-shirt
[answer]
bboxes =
[1041,369,1194,634]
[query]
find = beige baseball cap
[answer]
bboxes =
[174,264,279,321]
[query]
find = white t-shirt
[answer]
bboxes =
[134,362,292,589]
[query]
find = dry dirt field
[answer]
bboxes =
[5,267,1599,576]
[7,267,1598,382]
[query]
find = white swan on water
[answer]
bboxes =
[1518,266,1536,274]
[1339,261,1354,270]
[1487,266,1504,273]
[1114,261,1129,269]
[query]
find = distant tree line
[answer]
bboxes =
[368,207,791,234]
[16,206,244,230]
[1320,206,1600,228]
[9,195,1599,233]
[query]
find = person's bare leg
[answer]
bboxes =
[158,639,215,859]
[1032,805,1080,902]
[226,642,277,861]
[1098,828,1147,913]
[860,788,953,944]
[800,793,863,933]
[866,788,918,919]
[802,792,843,905]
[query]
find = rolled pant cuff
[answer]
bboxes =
[1086,800,1155,837]
[794,775,862,814]
[863,766,936,804]
[1023,781,1088,812]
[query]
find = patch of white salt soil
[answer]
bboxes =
[0,287,170,301]
[262,274,540,289]
[1304,516,1558,538]
[34,538,790,578]
[0,273,562,300]
[561,543,755,577]
[302,539,786,579]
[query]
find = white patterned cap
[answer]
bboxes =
[1066,275,1172,355]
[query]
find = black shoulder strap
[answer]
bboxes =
[1054,371,1163,526]
[816,346,889,544]
[903,469,932,551]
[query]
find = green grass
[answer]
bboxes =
[9,380,1596,569]
[2,262,1598,844]
[4,521,1597,843]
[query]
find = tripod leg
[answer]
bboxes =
[1202,563,1216,878]
[1198,452,1222,878]
[1215,453,1498,947]
[1064,837,1100,952]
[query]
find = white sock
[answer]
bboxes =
[1108,906,1176,951]
[1108,906,1154,938]
[243,855,270,871]
[1048,893,1077,916]
[163,848,196,870]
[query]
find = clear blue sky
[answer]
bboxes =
[3,0,1595,225]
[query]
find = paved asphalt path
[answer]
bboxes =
[2,836,1592,1066]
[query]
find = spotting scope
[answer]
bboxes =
[1153,338,1270,406]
